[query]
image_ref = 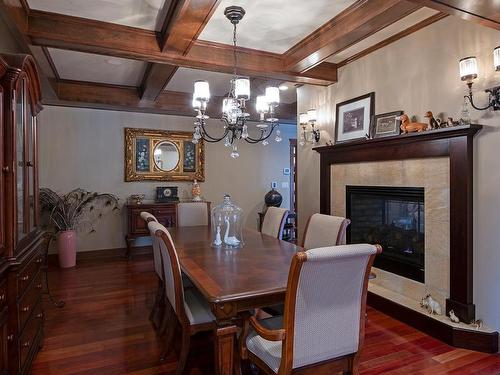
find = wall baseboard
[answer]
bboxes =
[47,246,152,265]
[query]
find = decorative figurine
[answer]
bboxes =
[214,225,222,246]
[447,117,460,127]
[223,218,241,246]
[192,179,201,201]
[449,309,460,323]
[471,319,483,330]
[420,294,442,315]
[129,194,145,205]
[424,111,440,130]
[398,114,428,134]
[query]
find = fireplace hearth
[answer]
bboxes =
[346,186,425,282]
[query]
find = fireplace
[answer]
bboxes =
[346,186,425,282]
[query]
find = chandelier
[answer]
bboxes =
[191,6,281,158]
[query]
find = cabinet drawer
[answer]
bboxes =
[19,300,43,370]
[17,252,43,297]
[0,280,6,311]
[130,209,151,235]
[18,271,43,331]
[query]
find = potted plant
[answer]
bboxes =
[40,188,119,268]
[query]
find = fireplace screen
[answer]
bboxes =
[346,186,424,282]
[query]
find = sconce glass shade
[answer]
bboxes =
[494,47,500,71]
[234,77,250,100]
[299,112,308,125]
[194,80,210,102]
[307,109,317,122]
[256,95,268,113]
[459,57,478,82]
[265,86,280,106]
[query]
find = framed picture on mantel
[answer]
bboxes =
[371,110,403,138]
[335,92,375,143]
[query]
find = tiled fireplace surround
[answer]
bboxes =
[331,158,450,309]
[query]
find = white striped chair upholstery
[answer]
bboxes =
[242,243,381,374]
[176,202,210,227]
[303,213,351,249]
[261,207,289,239]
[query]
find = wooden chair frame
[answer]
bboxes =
[154,228,214,375]
[240,245,382,375]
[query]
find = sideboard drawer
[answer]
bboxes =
[17,253,43,297]
[18,300,42,370]
[18,272,42,331]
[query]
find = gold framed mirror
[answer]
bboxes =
[125,128,205,182]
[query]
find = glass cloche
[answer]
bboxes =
[211,194,244,249]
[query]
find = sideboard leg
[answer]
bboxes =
[125,236,134,259]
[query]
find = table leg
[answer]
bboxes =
[214,323,238,375]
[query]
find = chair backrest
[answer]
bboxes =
[142,212,162,278]
[281,244,381,371]
[148,221,187,322]
[261,207,289,239]
[177,202,210,227]
[302,213,350,249]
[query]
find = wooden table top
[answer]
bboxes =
[168,225,302,304]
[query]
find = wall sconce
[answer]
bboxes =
[299,109,320,146]
[459,48,500,111]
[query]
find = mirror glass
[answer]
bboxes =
[153,141,180,172]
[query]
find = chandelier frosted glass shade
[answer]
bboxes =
[194,80,210,102]
[211,195,244,249]
[459,57,478,82]
[307,109,317,122]
[265,86,280,106]
[494,47,500,71]
[256,95,268,113]
[234,77,250,100]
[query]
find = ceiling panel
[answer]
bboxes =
[48,48,148,86]
[166,68,297,103]
[327,7,439,64]
[27,0,168,31]
[199,0,357,54]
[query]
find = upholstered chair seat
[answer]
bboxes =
[177,202,210,227]
[241,244,382,374]
[261,207,289,239]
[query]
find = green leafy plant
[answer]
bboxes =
[40,188,119,233]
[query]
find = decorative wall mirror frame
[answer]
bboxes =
[125,128,205,182]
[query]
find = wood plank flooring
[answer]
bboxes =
[32,252,500,374]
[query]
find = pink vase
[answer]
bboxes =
[57,230,77,268]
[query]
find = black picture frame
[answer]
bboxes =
[370,110,403,138]
[335,92,375,143]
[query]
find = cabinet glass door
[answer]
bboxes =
[27,103,35,232]
[16,79,26,242]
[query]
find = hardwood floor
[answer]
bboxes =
[32,252,500,374]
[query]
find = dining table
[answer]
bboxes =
[168,225,302,375]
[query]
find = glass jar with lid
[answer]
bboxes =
[211,194,244,249]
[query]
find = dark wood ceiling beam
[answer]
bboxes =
[336,12,448,68]
[46,79,296,122]
[283,0,421,73]
[26,10,336,86]
[408,0,500,30]
[140,63,178,101]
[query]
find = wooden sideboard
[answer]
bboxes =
[125,203,177,258]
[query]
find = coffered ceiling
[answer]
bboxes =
[1,0,497,119]
[199,0,357,53]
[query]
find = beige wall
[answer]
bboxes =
[297,17,500,331]
[39,106,295,252]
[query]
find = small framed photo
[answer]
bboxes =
[335,92,375,143]
[370,110,403,138]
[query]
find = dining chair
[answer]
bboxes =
[177,201,210,227]
[261,207,289,239]
[239,243,382,375]
[149,221,215,373]
[302,213,351,249]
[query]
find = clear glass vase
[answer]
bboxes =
[211,194,244,249]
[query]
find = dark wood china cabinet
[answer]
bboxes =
[0,53,44,374]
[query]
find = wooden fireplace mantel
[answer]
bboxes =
[314,125,499,353]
